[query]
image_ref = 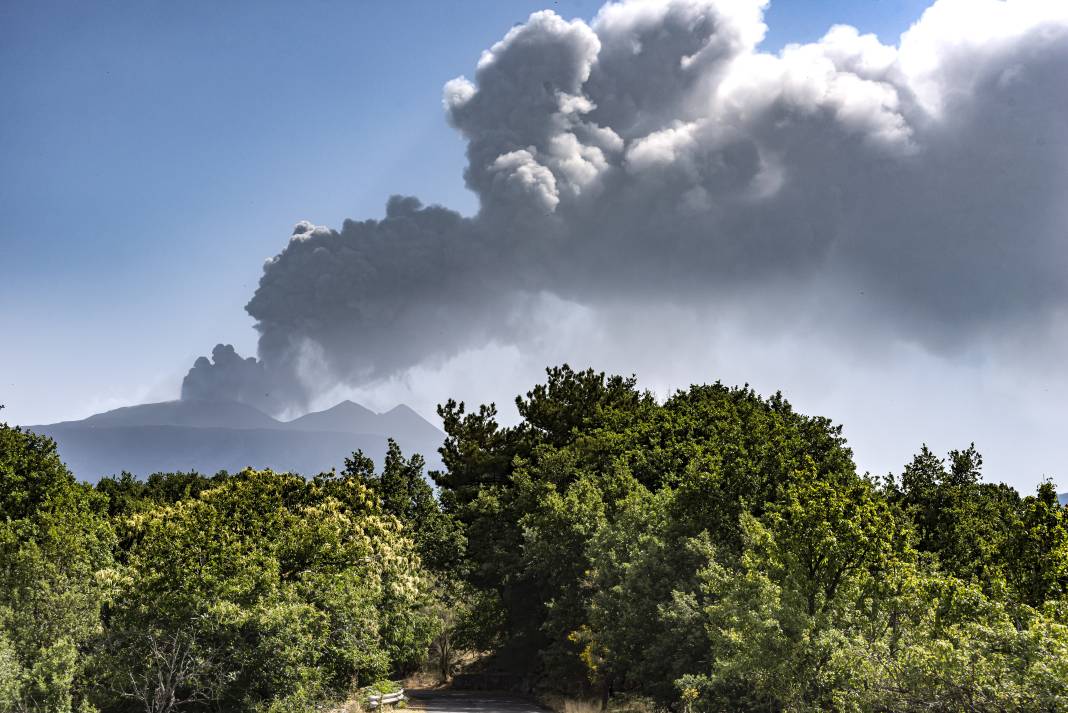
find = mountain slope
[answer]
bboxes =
[283,401,443,445]
[65,399,282,430]
[31,424,407,481]
[284,400,380,433]
[374,404,445,444]
[27,399,444,481]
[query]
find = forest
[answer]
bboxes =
[1,367,1066,713]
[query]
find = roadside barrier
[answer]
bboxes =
[367,689,405,709]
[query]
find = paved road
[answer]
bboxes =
[408,689,547,713]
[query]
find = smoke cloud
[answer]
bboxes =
[185,0,1068,427]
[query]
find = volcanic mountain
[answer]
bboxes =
[27,399,444,481]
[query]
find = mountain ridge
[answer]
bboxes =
[34,398,441,434]
[25,398,444,481]
[61,399,282,430]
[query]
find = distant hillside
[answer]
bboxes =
[285,400,379,433]
[284,401,442,443]
[366,404,445,445]
[26,399,444,481]
[67,399,282,430]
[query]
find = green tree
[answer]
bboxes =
[95,468,436,712]
[0,421,115,713]
[341,440,465,574]
[1006,481,1068,607]
[586,487,712,704]
[889,444,1021,594]
[679,474,1068,712]
[874,571,1068,712]
[435,367,859,689]
[676,474,906,711]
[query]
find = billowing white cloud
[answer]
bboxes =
[185,0,1068,486]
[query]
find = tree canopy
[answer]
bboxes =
[432,367,1068,711]
[3,367,1067,712]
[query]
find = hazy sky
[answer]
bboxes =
[2,0,1065,493]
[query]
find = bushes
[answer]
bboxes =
[93,468,438,712]
[0,416,444,713]
[0,423,115,713]
[433,367,1068,711]
[5,365,1068,712]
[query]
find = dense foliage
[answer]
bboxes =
[3,367,1067,712]
[0,421,443,713]
[0,421,114,712]
[432,367,1068,712]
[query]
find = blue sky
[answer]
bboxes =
[1,0,933,426]
[13,0,1068,501]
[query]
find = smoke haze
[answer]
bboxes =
[182,0,1068,483]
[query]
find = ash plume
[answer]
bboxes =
[185,0,1068,414]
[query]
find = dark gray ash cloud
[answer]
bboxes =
[181,344,294,414]
[184,0,1068,416]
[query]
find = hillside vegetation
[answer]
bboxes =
[2,367,1067,712]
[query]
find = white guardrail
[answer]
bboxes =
[366,689,405,709]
